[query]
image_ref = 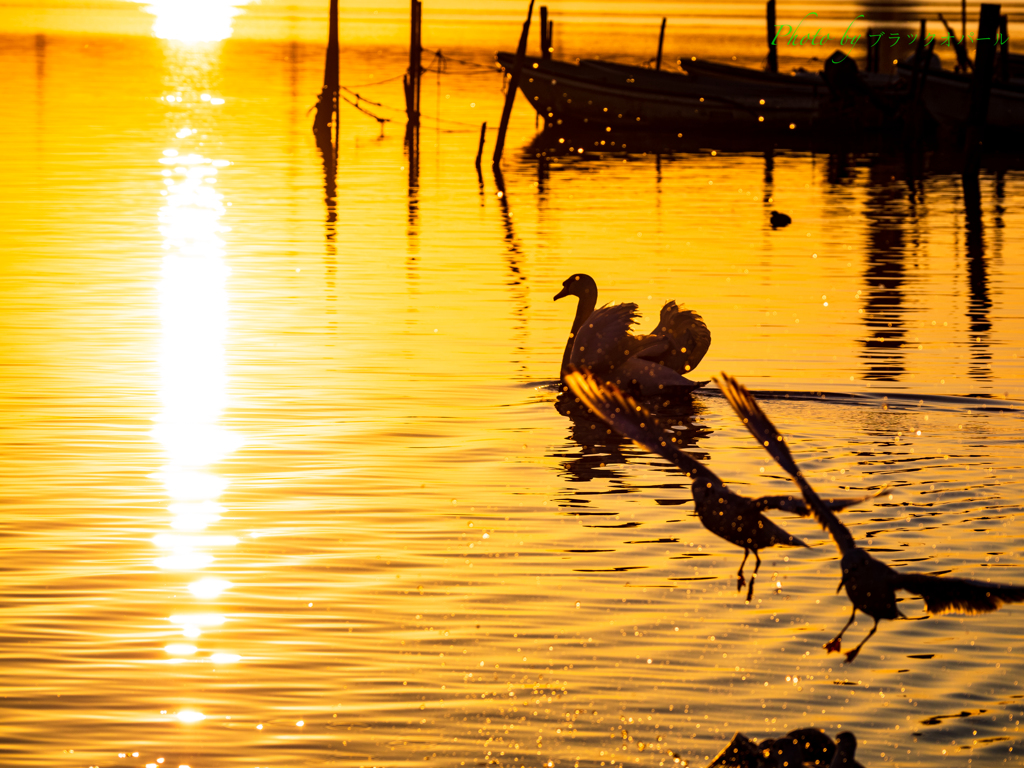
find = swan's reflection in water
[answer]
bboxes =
[552,389,710,486]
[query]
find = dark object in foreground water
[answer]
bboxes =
[564,371,878,599]
[829,732,865,768]
[770,210,791,229]
[716,371,1024,663]
[555,273,711,398]
[707,731,760,766]
[707,727,840,766]
[760,728,835,767]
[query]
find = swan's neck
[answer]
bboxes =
[560,291,597,379]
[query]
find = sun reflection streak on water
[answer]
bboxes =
[152,63,241,693]
[133,0,253,43]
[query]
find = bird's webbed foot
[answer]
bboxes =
[843,647,861,664]
[824,637,842,654]
[744,575,756,604]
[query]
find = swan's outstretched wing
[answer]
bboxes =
[569,303,639,374]
[894,572,1024,615]
[564,370,708,479]
[649,302,712,374]
[754,486,884,516]
[714,372,857,555]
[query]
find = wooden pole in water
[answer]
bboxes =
[997,14,1009,81]
[313,0,340,139]
[492,0,534,167]
[904,20,928,142]
[656,17,666,70]
[766,0,777,72]
[963,3,1001,178]
[540,6,549,59]
[407,0,422,128]
[475,121,487,171]
[962,0,967,39]
[548,20,554,58]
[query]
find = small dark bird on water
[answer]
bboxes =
[716,372,1024,663]
[554,273,712,398]
[770,210,791,229]
[564,370,878,600]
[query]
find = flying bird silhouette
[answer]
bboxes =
[555,273,711,398]
[564,370,877,599]
[715,372,1024,663]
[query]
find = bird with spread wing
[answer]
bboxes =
[564,370,878,600]
[715,371,1024,663]
[555,274,711,399]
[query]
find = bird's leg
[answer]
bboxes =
[836,573,846,594]
[743,550,761,603]
[825,606,857,653]
[843,618,879,664]
[737,549,750,591]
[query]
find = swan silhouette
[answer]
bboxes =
[716,372,1024,663]
[555,273,711,398]
[564,370,877,599]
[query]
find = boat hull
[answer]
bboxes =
[499,53,821,132]
[918,70,1024,129]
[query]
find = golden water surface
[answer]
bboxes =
[1,2,1023,767]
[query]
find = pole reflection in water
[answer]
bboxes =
[316,98,339,321]
[152,44,242,703]
[962,173,992,383]
[406,124,420,286]
[859,165,910,382]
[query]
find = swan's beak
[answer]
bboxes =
[553,286,571,300]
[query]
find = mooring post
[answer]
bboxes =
[313,0,340,141]
[963,3,1001,178]
[540,6,549,58]
[997,14,1009,81]
[406,0,422,128]
[492,0,535,167]
[904,21,929,143]
[766,0,778,73]
[475,121,487,171]
[548,20,554,57]
[656,17,667,70]
[909,19,926,98]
